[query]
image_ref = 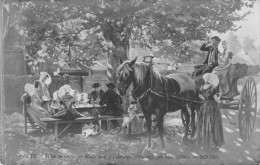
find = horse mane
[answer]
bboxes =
[133,62,163,86]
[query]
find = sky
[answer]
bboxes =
[212,1,260,46]
[211,1,260,65]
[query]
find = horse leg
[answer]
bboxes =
[156,113,166,153]
[190,106,196,138]
[143,112,153,151]
[181,107,190,142]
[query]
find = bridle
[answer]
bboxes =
[119,64,153,102]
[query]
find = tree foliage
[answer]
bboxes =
[12,0,255,80]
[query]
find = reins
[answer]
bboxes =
[131,60,202,105]
[131,59,153,102]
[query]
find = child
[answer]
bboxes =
[122,101,144,135]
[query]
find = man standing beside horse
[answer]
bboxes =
[194,36,221,76]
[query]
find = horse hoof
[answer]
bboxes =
[141,149,152,155]
[182,137,188,142]
[182,137,191,145]
[144,146,153,152]
[144,142,153,151]
[159,150,166,154]
[166,153,176,159]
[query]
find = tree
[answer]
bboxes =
[13,0,255,83]
[243,36,256,53]
[227,32,242,55]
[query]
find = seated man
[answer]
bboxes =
[100,83,124,130]
[88,83,104,105]
[194,36,221,76]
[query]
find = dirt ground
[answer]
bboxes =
[4,76,260,165]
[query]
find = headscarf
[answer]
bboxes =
[40,72,52,85]
[24,83,35,97]
[202,73,219,87]
[56,84,72,99]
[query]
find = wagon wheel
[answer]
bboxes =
[181,111,186,126]
[238,77,257,141]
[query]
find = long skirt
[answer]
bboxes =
[27,103,49,131]
[51,107,84,120]
[213,64,235,97]
[196,100,224,149]
[129,115,144,134]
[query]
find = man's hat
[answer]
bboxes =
[211,36,221,42]
[130,100,137,104]
[106,83,116,89]
[92,83,101,88]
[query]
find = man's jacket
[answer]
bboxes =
[200,43,219,67]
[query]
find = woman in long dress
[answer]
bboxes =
[212,41,236,98]
[196,73,225,150]
[22,80,50,131]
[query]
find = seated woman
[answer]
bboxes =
[52,84,84,120]
[38,72,53,113]
[195,73,224,150]
[22,80,50,132]
[51,94,84,120]
[212,41,235,99]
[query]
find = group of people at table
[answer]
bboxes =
[21,35,235,151]
[21,75,143,135]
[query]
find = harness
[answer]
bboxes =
[131,57,202,106]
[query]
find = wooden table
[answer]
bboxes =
[50,103,106,115]
[41,115,127,141]
[73,103,106,116]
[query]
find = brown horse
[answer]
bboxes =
[117,58,199,153]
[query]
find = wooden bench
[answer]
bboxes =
[40,114,144,141]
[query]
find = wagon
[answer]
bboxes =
[181,63,259,141]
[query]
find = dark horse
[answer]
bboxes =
[117,58,200,153]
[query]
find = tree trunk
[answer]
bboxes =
[107,41,130,112]
[107,41,129,84]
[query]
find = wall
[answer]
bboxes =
[69,76,83,93]
[4,50,25,76]
[4,75,39,114]
[4,75,68,114]
[83,70,108,94]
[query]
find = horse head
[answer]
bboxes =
[116,57,137,96]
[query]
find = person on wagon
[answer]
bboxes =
[100,83,124,129]
[212,41,236,99]
[195,73,224,150]
[88,83,104,105]
[194,36,221,76]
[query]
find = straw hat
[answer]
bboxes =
[92,83,101,88]
[57,84,72,98]
[106,83,116,89]
[202,73,219,87]
[211,36,221,42]
[40,72,52,85]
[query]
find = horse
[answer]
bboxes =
[116,57,200,153]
